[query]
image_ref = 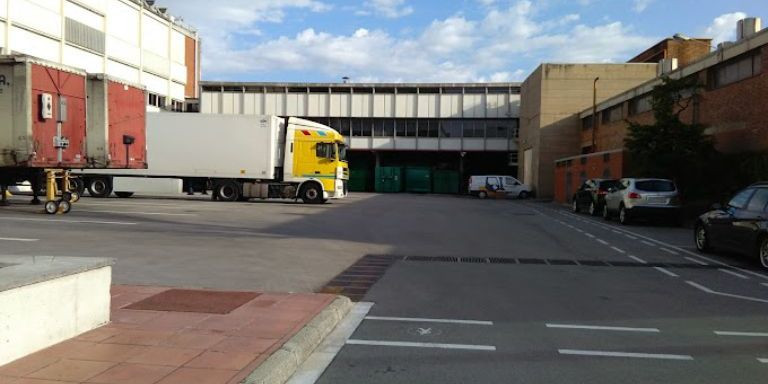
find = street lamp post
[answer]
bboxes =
[592,77,600,153]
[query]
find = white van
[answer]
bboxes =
[469,175,532,199]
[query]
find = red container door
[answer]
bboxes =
[108,81,146,169]
[29,64,86,168]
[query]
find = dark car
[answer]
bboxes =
[571,179,619,216]
[695,182,768,269]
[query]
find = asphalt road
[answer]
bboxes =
[317,201,768,384]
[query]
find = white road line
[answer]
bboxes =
[546,324,659,333]
[660,247,679,255]
[596,239,609,245]
[684,256,709,266]
[758,358,768,363]
[719,268,750,279]
[78,210,197,217]
[654,267,679,278]
[686,281,768,304]
[628,255,648,264]
[624,234,638,240]
[0,217,138,225]
[612,230,622,234]
[558,349,692,361]
[641,240,657,247]
[0,237,39,242]
[761,283,768,288]
[364,316,493,326]
[610,246,626,254]
[574,228,584,233]
[584,233,595,238]
[715,331,768,337]
[346,339,496,351]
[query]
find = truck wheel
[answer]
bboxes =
[87,177,112,198]
[70,178,85,196]
[300,182,324,204]
[216,181,241,202]
[115,192,134,198]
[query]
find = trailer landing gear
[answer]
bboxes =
[43,169,79,215]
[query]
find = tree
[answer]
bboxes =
[624,76,715,198]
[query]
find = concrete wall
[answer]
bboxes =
[519,63,658,198]
[0,266,112,366]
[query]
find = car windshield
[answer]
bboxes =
[635,180,676,192]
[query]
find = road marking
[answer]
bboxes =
[660,247,679,255]
[628,255,648,264]
[346,339,496,351]
[686,281,768,304]
[364,316,493,326]
[612,230,622,234]
[610,246,626,254]
[758,358,768,363]
[78,210,197,217]
[715,331,768,337]
[584,233,595,238]
[641,240,657,247]
[0,237,39,242]
[654,267,679,278]
[574,228,584,233]
[287,302,374,384]
[596,239,609,245]
[546,324,659,333]
[761,283,768,288]
[684,256,709,266]
[624,234,638,240]
[720,269,750,280]
[0,217,138,225]
[558,349,692,360]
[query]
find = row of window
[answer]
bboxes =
[147,93,185,112]
[204,86,521,95]
[302,118,519,139]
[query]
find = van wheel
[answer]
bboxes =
[300,182,324,204]
[478,191,488,199]
[216,181,241,202]
[87,177,112,198]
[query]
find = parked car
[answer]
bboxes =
[469,175,532,199]
[694,182,768,269]
[602,178,681,225]
[571,179,620,216]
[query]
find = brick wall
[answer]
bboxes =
[554,150,626,204]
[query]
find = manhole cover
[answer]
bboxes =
[124,289,260,314]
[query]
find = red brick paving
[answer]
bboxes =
[0,285,336,384]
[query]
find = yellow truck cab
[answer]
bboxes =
[284,117,349,203]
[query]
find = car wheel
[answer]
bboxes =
[478,191,488,199]
[602,204,611,221]
[572,199,579,213]
[518,191,530,199]
[619,205,630,225]
[758,236,768,270]
[589,201,597,216]
[695,224,711,253]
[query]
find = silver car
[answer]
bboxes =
[602,178,681,225]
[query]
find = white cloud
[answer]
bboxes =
[705,12,747,45]
[358,0,414,18]
[632,0,653,13]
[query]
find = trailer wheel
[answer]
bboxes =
[216,181,241,202]
[59,200,72,214]
[115,192,134,198]
[44,201,59,215]
[300,182,324,204]
[87,177,112,198]
[70,178,85,196]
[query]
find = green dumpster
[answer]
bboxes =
[375,166,403,193]
[348,168,369,192]
[404,167,432,193]
[433,170,460,194]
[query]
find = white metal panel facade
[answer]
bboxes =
[417,94,438,118]
[142,71,168,95]
[351,94,371,117]
[330,93,350,116]
[395,94,416,118]
[440,94,461,118]
[285,93,306,116]
[10,26,60,62]
[106,0,139,45]
[76,0,107,13]
[64,1,103,30]
[11,0,62,38]
[141,14,168,57]
[143,50,169,77]
[107,59,139,83]
[171,30,185,64]
[63,45,103,73]
[265,93,285,116]
[107,36,139,66]
[170,62,186,83]
[170,81,185,101]
[0,0,7,19]
[308,94,328,116]
[373,94,394,117]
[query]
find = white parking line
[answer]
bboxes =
[641,240,657,247]
[686,281,768,304]
[346,339,496,351]
[715,331,768,337]
[719,269,750,280]
[654,267,679,278]
[610,246,626,254]
[78,210,198,217]
[624,234,638,240]
[628,255,648,264]
[612,230,622,235]
[596,239,609,245]
[574,228,584,233]
[758,358,768,363]
[364,316,493,326]
[0,217,138,225]
[660,247,679,255]
[584,233,595,238]
[546,324,659,333]
[684,256,709,266]
[761,283,768,288]
[0,237,39,242]
[558,349,693,360]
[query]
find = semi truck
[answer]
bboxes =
[74,113,349,204]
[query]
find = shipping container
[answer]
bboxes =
[375,166,403,193]
[0,55,87,169]
[405,166,432,193]
[433,170,460,194]
[86,74,147,169]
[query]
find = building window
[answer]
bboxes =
[486,120,511,138]
[147,93,166,108]
[713,51,762,88]
[629,95,652,115]
[582,115,594,130]
[373,119,394,136]
[580,157,587,165]
[396,119,417,137]
[603,153,611,162]
[601,105,622,124]
[65,18,105,54]
[418,119,439,137]
[330,118,350,136]
[171,100,184,112]
[439,120,462,138]
[463,120,485,138]
[487,87,509,94]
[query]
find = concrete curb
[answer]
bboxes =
[241,296,354,384]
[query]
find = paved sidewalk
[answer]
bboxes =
[0,285,336,384]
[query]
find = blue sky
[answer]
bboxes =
[156,0,765,83]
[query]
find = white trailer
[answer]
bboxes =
[74,113,349,203]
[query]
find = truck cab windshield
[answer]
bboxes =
[338,143,348,162]
[316,142,335,160]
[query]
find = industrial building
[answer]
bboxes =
[201,82,521,193]
[0,0,200,111]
